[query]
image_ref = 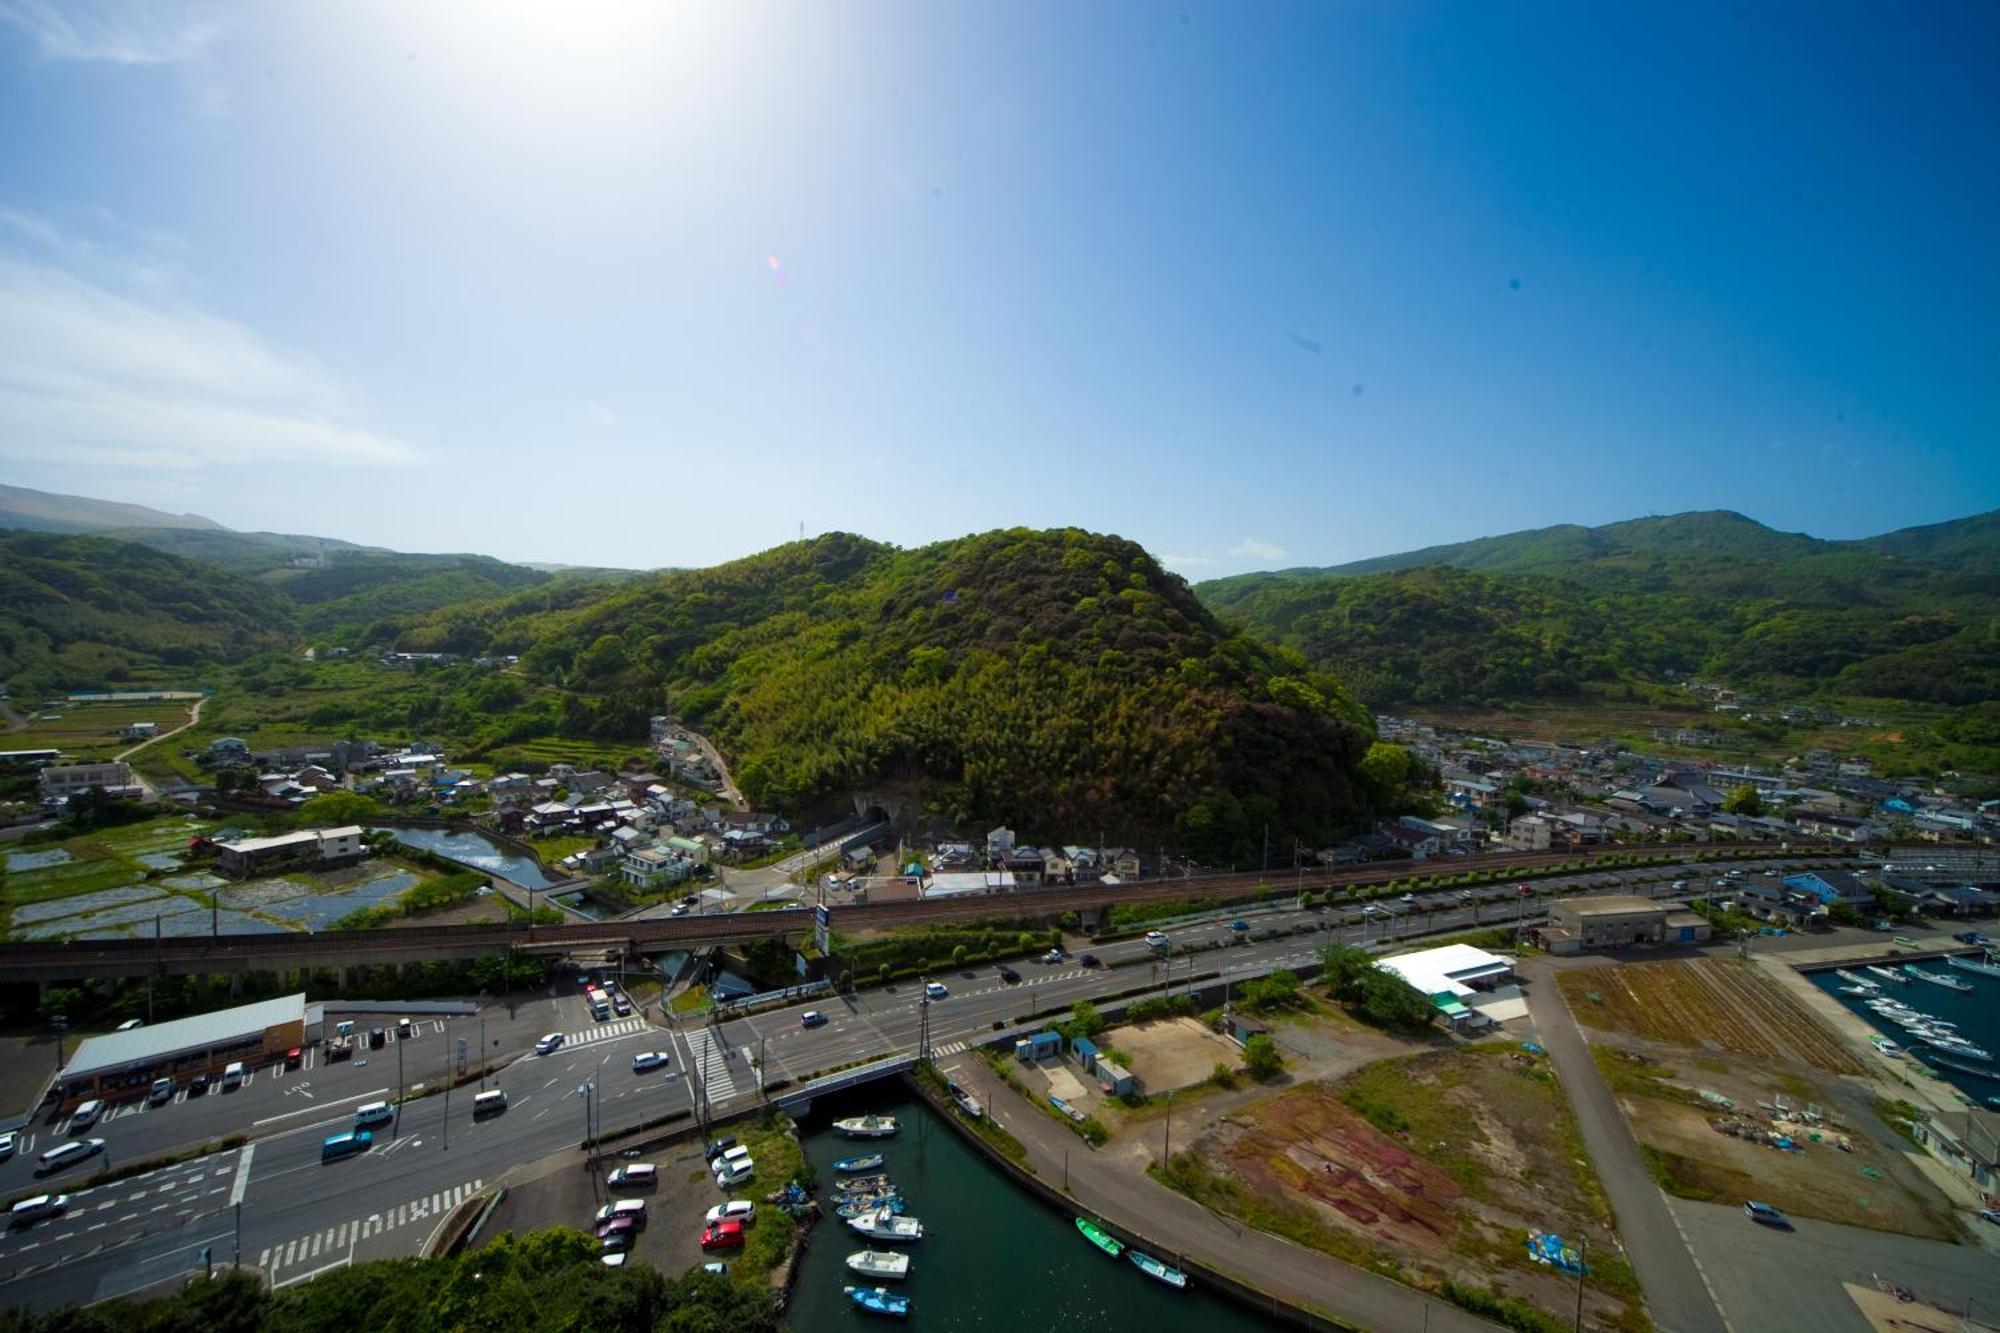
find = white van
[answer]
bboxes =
[471,1089,507,1117]
[68,1100,104,1132]
[37,1139,104,1175]
[221,1062,246,1090]
[8,1194,68,1227]
[355,1101,396,1128]
[595,1198,647,1225]
[719,1144,752,1169]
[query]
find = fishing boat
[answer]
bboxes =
[834,1115,900,1139]
[1947,953,2000,979]
[1839,986,1875,996]
[1075,1217,1124,1257]
[1869,1035,1903,1059]
[835,1195,906,1220]
[1866,965,1912,985]
[1128,1250,1189,1289]
[844,1285,911,1318]
[1929,1037,1993,1062]
[845,1250,912,1282]
[1833,968,1878,989]
[1914,1048,1999,1082]
[833,1154,885,1174]
[1903,965,1975,993]
[847,1206,923,1243]
[838,1173,894,1194]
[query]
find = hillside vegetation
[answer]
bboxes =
[1199,510,2000,708]
[393,528,1381,857]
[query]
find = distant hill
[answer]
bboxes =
[0,531,290,694]
[1199,509,2000,707]
[0,483,225,535]
[392,529,1381,855]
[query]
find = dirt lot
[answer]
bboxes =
[1105,1017,1246,1092]
[1559,957,1863,1074]
[1590,1040,1957,1239]
[1166,1046,1644,1331]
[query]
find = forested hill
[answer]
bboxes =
[0,531,291,691]
[392,528,1383,858]
[1197,509,2000,707]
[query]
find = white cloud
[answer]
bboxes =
[1160,552,1216,571]
[1231,537,1287,563]
[585,401,620,427]
[0,0,220,65]
[0,250,414,470]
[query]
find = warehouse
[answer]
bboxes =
[1542,894,1712,955]
[54,994,313,1108]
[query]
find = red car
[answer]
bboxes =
[701,1219,745,1251]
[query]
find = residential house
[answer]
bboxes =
[999,847,1046,886]
[986,825,1016,858]
[39,762,143,803]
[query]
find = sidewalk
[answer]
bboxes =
[939,1056,1505,1333]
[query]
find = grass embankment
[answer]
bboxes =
[727,1116,811,1289]
[913,1062,1032,1167]
[980,1049,1108,1146]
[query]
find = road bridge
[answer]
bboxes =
[0,843,1844,981]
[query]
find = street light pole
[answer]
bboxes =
[441,1023,451,1151]
[1162,1090,1174,1166]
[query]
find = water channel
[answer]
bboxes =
[786,1085,1284,1332]
[373,825,561,890]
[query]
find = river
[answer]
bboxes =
[374,825,561,890]
[786,1085,1285,1332]
[1810,959,2000,1107]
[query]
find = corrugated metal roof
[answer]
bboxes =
[62,994,307,1080]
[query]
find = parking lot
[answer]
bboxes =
[479,1134,718,1277]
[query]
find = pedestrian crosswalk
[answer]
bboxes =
[559,1016,649,1049]
[260,1178,484,1283]
[931,1040,970,1058]
[683,1027,739,1102]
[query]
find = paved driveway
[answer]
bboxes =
[1521,959,1728,1333]
[1669,1197,2000,1333]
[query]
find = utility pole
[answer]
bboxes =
[1162,1089,1175,1166]
[441,1023,451,1151]
[233,1200,242,1269]
[479,1013,487,1089]
[395,1036,404,1127]
[1572,1236,1587,1332]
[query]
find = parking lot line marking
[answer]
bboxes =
[258,1248,270,1267]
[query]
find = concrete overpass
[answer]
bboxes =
[0,842,1843,982]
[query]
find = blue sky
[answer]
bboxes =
[2,1,1995,574]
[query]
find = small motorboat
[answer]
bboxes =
[1946,952,2000,979]
[845,1250,912,1282]
[1903,965,1975,993]
[1865,965,1912,985]
[834,1154,885,1174]
[1076,1217,1123,1257]
[835,1195,905,1220]
[1128,1249,1188,1289]
[838,1173,894,1194]
[834,1115,900,1139]
[847,1206,923,1242]
[845,1285,911,1318]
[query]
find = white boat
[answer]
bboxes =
[1929,1038,1993,1063]
[846,1249,912,1281]
[1839,986,1874,996]
[1834,968,1877,988]
[1903,965,1975,993]
[847,1206,924,1243]
[1865,966,1912,985]
[1946,953,2000,979]
[834,1115,901,1139]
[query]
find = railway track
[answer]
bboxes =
[0,842,1842,976]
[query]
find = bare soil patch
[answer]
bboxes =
[1559,957,1862,1074]
[1105,1016,1245,1092]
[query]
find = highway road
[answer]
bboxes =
[0,854,1845,1311]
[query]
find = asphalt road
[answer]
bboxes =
[0,855,1846,1312]
[1668,1197,2000,1333]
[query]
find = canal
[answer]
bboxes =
[374,825,562,890]
[786,1084,1286,1332]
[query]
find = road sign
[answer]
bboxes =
[814,903,830,955]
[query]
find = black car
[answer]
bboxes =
[704,1136,737,1162]
[1079,954,1100,967]
[998,966,1021,983]
[187,1073,210,1097]
[369,1027,386,1049]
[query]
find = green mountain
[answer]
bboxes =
[1198,509,2000,708]
[0,531,290,694]
[396,529,1380,855]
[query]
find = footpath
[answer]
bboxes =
[938,1056,1505,1333]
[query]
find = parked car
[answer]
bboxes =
[284,1046,304,1070]
[998,966,1021,984]
[535,1032,564,1055]
[631,1051,671,1073]
[148,1078,175,1106]
[702,1261,728,1275]
[1743,1201,1789,1227]
[599,1229,634,1253]
[68,1100,104,1132]
[800,1010,828,1028]
[924,981,949,999]
[1079,954,1100,967]
[368,1027,386,1050]
[596,1215,639,1240]
[1043,948,1063,963]
[115,1018,144,1032]
[701,1219,746,1251]
[607,1164,658,1189]
[704,1136,738,1161]
[187,1073,210,1097]
[1398,893,1416,905]
[704,1200,755,1226]
[614,997,633,1016]
[600,1251,628,1268]
[713,1159,755,1188]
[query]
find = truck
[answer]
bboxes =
[326,1020,355,1062]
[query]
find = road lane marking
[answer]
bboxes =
[253,1088,389,1126]
[229,1143,255,1207]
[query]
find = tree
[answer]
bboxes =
[1355,970,1435,1031]
[39,985,82,1022]
[1242,1032,1283,1079]
[1318,944,1376,1001]
[950,945,968,966]
[1723,784,1764,816]
[1068,1000,1105,1039]
[1240,969,1301,1013]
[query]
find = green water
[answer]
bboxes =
[785,1086,1285,1332]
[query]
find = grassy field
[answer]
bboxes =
[1558,959,1863,1075]
[1160,1045,1643,1333]
[4,699,196,758]
[725,1116,809,1289]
